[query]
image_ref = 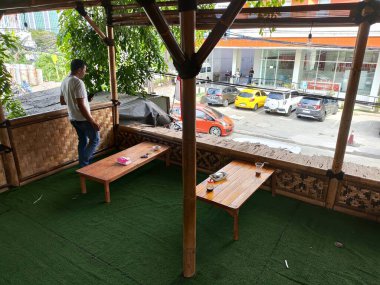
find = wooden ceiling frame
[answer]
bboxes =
[112,0,236,10]
[109,2,380,28]
[0,0,101,15]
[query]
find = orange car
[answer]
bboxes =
[170,104,234,136]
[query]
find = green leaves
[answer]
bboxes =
[35,53,67,82]
[0,33,26,119]
[57,6,166,95]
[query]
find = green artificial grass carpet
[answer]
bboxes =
[0,161,379,285]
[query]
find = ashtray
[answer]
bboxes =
[152,145,161,151]
[117,156,132,165]
[209,171,227,182]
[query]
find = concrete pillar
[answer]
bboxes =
[232,48,242,75]
[292,49,303,89]
[369,51,380,101]
[253,49,261,83]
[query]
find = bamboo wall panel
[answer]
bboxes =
[9,106,113,181]
[117,125,380,221]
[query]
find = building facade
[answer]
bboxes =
[0,11,59,33]
[207,0,380,102]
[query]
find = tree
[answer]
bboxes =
[35,52,67,82]
[57,6,166,95]
[31,30,58,53]
[0,33,26,119]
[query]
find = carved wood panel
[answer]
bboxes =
[337,183,380,215]
[275,170,328,201]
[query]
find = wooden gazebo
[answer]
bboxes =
[1,0,379,278]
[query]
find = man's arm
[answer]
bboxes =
[60,95,66,105]
[76,98,100,131]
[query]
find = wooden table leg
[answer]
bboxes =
[233,209,239,241]
[271,172,277,197]
[80,176,87,194]
[165,150,170,167]
[226,208,239,240]
[104,182,111,203]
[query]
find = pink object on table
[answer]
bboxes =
[117,156,132,165]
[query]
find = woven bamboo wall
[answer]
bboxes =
[117,125,380,222]
[8,103,114,182]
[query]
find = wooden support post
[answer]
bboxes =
[326,6,372,209]
[0,106,19,186]
[196,0,246,65]
[106,25,119,135]
[180,8,197,279]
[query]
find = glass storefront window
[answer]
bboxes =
[320,50,339,62]
[338,50,353,62]
[260,49,295,87]
[363,51,379,64]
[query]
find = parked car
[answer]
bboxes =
[264,88,302,116]
[206,86,239,106]
[198,62,213,83]
[234,88,267,111]
[296,96,339,122]
[170,104,234,136]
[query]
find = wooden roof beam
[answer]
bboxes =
[75,2,110,45]
[196,0,247,65]
[136,0,185,65]
[0,0,101,15]
[113,2,359,18]
[112,0,243,10]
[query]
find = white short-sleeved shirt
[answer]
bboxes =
[60,75,90,121]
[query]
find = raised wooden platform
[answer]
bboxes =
[76,141,170,203]
[196,160,275,240]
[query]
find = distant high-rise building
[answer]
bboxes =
[0,11,59,33]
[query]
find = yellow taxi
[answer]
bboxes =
[234,88,267,111]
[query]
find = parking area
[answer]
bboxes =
[155,83,380,167]
[214,103,380,167]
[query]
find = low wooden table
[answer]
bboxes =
[196,160,275,240]
[76,142,170,203]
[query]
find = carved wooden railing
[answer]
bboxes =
[117,124,380,222]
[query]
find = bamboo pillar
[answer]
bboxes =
[326,8,372,208]
[106,25,119,129]
[180,9,197,278]
[0,106,19,186]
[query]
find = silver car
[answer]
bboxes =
[206,86,239,107]
[296,97,339,122]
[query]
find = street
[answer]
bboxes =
[154,84,380,168]
[216,104,380,168]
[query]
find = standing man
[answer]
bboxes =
[248,67,254,84]
[235,68,241,84]
[60,59,100,168]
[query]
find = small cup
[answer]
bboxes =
[255,162,264,177]
[206,178,215,192]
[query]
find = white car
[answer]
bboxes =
[264,88,302,116]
